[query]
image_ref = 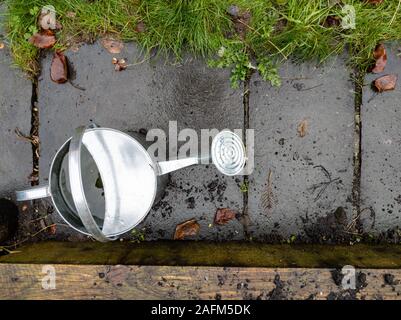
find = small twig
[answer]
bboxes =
[14,128,39,146]
[346,207,375,232]
[261,169,276,213]
[308,166,340,201]
[28,215,50,224]
[68,80,86,91]
[3,223,57,250]
[298,84,323,92]
[313,165,331,180]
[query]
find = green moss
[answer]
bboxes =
[2,241,401,268]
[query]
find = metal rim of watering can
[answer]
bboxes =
[68,125,115,242]
[65,126,164,241]
[16,126,161,241]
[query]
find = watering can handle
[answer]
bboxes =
[15,185,50,201]
[68,126,114,242]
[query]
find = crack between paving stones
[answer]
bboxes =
[351,70,363,233]
[241,71,253,240]
[30,77,40,187]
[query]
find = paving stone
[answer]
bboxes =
[361,42,401,234]
[0,5,32,198]
[38,42,244,240]
[248,56,354,240]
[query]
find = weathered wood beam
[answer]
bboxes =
[0,264,400,300]
[1,241,401,268]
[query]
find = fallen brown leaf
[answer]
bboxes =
[101,37,124,54]
[297,119,308,137]
[50,51,68,83]
[214,208,237,225]
[0,42,4,50]
[226,5,251,39]
[367,0,383,4]
[113,58,127,71]
[324,15,341,27]
[227,5,240,18]
[234,11,251,40]
[374,74,397,92]
[135,21,146,33]
[28,31,56,49]
[174,219,200,240]
[49,224,57,235]
[372,43,387,73]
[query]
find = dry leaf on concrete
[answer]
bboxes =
[372,43,387,73]
[214,208,236,225]
[29,31,56,49]
[101,37,124,54]
[174,219,200,240]
[297,119,308,137]
[374,74,397,92]
[50,51,68,83]
[112,57,127,71]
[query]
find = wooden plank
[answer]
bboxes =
[1,241,401,268]
[0,264,400,300]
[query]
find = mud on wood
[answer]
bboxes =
[0,264,401,300]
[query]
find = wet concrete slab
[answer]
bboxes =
[0,5,32,198]
[361,42,401,234]
[38,42,244,240]
[248,57,354,241]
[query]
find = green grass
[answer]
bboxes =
[2,0,401,84]
[137,0,230,57]
[3,0,141,74]
[346,0,401,71]
[268,0,344,62]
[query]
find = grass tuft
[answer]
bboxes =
[3,0,401,84]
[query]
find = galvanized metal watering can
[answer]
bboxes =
[15,125,246,242]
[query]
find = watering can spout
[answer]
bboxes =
[156,157,202,175]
